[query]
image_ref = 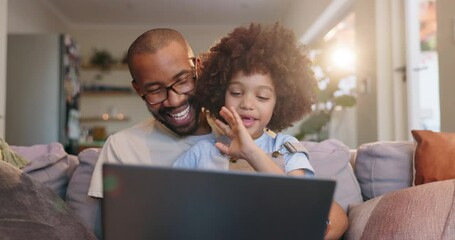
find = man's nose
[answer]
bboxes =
[162,89,184,107]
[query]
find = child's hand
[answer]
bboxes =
[214,106,258,161]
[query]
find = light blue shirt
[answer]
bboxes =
[173,132,314,175]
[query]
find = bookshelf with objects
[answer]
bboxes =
[79,51,145,151]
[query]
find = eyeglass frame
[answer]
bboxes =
[138,57,197,105]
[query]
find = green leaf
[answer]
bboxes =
[318,88,332,102]
[299,112,331,135]
[333,95,356,107]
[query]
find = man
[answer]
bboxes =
[88,29,212,199]
[88,28,347,239]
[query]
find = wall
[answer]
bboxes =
[437,0,455,132]
[70,25,236,66]
[283,0,333,42]
[0,0,6,138]
[354,0,379,144]
[6,34,61,145]
[3,0,69,141]
[7,0,68,34]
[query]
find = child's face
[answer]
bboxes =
[225,71,276,139]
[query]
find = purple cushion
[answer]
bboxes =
[303,139,363,211]
[354,141,415,201]
[66,148,102,239]
[11,142,79,200]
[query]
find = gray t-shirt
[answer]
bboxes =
[88,118,214,198]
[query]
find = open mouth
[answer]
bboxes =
[169,105,190,121]
[241,116,257,127]
[165,104,194,125]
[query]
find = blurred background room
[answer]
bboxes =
[1,0,453,152]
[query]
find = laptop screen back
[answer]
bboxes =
[102,164,335,240]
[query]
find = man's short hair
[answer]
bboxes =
[127,28,192,67]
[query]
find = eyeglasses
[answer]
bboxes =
[141,58,197,105]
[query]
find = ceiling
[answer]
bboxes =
[45,0,295,26]
[42,0,353,44]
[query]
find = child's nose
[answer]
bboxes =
[239,95,254,110]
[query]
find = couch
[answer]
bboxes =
[1,130,454,239]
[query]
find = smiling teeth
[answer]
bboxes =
[171,106,190,120]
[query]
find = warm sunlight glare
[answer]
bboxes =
[331,47,355,71]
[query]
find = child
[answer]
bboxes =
[173,23,317,176]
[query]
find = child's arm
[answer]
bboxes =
[214,106,284,174]
[324,201,349,240]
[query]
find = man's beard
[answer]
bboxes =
[147,97,200,136]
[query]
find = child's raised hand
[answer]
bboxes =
[214,106,258,160]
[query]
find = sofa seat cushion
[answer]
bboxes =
[346,179,455,240]
[354,141,415,201]
[0,160,96,239]
[303,139,363,211]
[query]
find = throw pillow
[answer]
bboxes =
[303,139,363,212]
[346,179,455,239]
[11,142,79,200]
[354,141,415,201]
[412,130,455,185]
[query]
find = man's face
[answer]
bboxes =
[130,41,201,136]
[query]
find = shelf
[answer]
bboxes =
[79,140,105,148]
[81,90,134,96]
[80,63,128,70]
[80,115,130,122]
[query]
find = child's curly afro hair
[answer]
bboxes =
[196,22,317,132]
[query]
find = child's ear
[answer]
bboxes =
[195,57,202,79]
[195,57,202,66]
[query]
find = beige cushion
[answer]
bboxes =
[346,179,455,240]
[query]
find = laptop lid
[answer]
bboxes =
[102,164,335,240]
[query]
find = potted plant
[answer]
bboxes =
[90,48,116,71]
[295,46,356,141]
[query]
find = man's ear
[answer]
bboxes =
[131,80,141,96]
[195,57,202,80]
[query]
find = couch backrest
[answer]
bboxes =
[302,139,363,212]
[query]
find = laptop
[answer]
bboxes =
[102,164,336,240]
